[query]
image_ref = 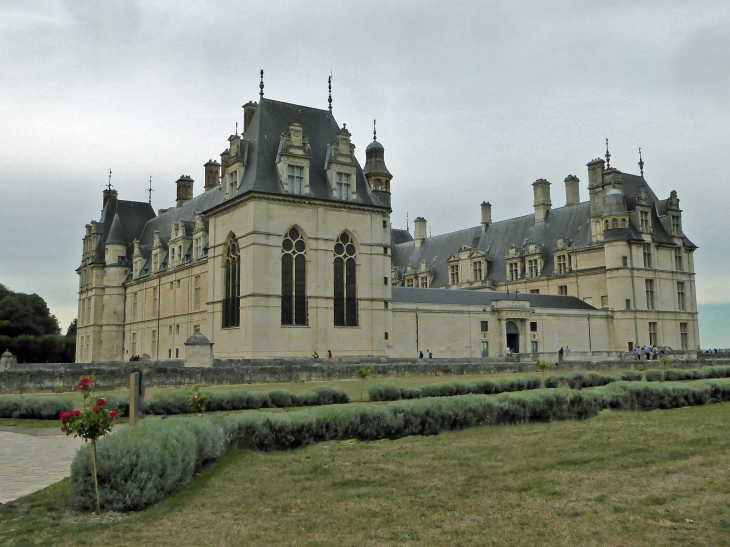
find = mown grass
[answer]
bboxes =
[1,403,729,546]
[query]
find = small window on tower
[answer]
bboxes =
[530,322,537,332]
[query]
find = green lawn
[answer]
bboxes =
[2,403,729,546]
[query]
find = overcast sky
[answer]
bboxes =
[1,0,728,346]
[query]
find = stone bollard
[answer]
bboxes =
[129,372,144,426]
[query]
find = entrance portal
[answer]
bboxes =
[506,321,520,353]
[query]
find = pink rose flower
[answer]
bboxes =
[97,398,105,406]
[92,406,100,412]
[59,411,70,421]
[71,410,81,417]
[60,425,65,432]
[109,410,118,419]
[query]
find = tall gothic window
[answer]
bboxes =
[222,235,240,328]
[334,232,357,326]
[281,227,307,325]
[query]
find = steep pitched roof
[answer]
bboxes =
[392,286,596,310]
[89,198,156,265]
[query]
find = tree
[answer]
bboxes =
[0,284,60,337]
[66,319,78,337]
[535,359,551,385]
[355,363,373,402]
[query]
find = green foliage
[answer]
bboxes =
[0,284,60,337]
[0,395,73,419]
[69,417,225,512]
[367,375,543,402]
[0,334,75,363]
[645,369,663,382]
[664,368,694,382]
[187,387,211,415]
[268,390,293,408]
[60,374,118,442]
[598,379,730,411]
[544,375,568,389]
[355,363,373,401]
[618,370,644,382]
[222,389,603,452]
[66,319,77,337]
[659,356,671,370]
[535,359,551,382]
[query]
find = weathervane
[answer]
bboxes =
[328,73,332,112]
[605,138,611,168]
[406,212,409,232]
[259,69,264,99]
[148,176,153,204]
[107,169,113,191]
[638,147,644,177]
[373,119,377,141]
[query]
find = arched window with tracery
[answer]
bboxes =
[281,227,307,325]
[334,232,358,326]
[222,235,240,328]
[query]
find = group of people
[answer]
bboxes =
[311,350,333,359]
[128,355,142,361]
[418,350,434,358]
[633,344,666,360]
[558,346,571,361]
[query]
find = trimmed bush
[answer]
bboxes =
[664,369,693,382]
[0,395,73,419]
[645,369,663,382]
[598,379,730,411]
[368,375,543,402]
[467,379,499,394]
[544,375,568,389]
[267,390,293,408]
[368,384,401,402]
[618,370,643,382]
[70,417,225,512]
[399,386,422,400]
[223,389,603,452]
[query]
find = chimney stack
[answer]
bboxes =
[175,175,194,208]
[480,201,492,231]
[532,178,552,223]
[204,160,220,190]
[564,175,580,206]
[414,217,427,248]
[242,101,258,132]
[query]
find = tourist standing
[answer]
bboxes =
[634,345,640,360]
[645,345,651,360]
[558,347,564,362]
[328,350,332,359]
[565,346,571,359]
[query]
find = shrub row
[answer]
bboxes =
[143,386,351,415]
[223,388,601,451]
[546,366,730,388]
[70,417,225,512]
[598,379,730,410]
[0,395,73,419]
[368,375,543,402]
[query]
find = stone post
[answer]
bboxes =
[129,372,143,426]
[184,327,214,367]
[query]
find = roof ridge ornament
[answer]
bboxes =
[148,175,153,204]
[373,119,377,141]
[328,73,332,112]
[259,69,264,99]
[107,168,113,191]
[638,147,644,177]
[605,138,611,169]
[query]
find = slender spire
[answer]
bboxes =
[373,119,377,141]
[406,212,409,232]
[259,69,264,99]
[605,138,611,168]
[328,73,332,112]
[638,147,644,177]
[148,175,153,204]
[107,169,113,191]
[235,122,238,136]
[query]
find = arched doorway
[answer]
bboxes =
[506,321,520,354]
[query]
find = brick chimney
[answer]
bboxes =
[564,175,580,206]
[176,175,194,208]
[414,217,427,248]
[481,201,492,231]
[532,179,552,223]
[204,160,220,190]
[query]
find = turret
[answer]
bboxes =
[104,213,126,265]
[363,120,392,194]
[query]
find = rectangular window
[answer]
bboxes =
[671,215,681,236]
[152,287,158,318]
[601,295,608,308]
[558,285,568,296]
[531,341,539,353]
[481,341,489,358]
[508,262,519,281]
[168,349,172,359]
[649,322,657,346]
[168,325,173,335]
[383,276,388,285]
[473,261,483,281]
[151,330,157,358]
[677,281,686,311]
[288,165,304,194]
[177,280,181,288]
[131,333,137,356]
[481,321,488,332]
[175,325,180,335]
[640,211,650,232]
[170,247,175,266]
[622,256,628,267]
[383,219,387,228]
[529,289,539,294]
[193,275,201,311]
[449,264,459,284]
[153,254,159,272]
[419,277,428,288]
[645,279,655,310]
[384,301,389,309]
[169,282,173,290]
[384,332,389,340]
[132,293,138,320]
[178,246,183,263]
[626,298,631,310]
[175,348,179,358]
[643,243,652,269]
[557,254,567,275]
[674,248,683,271]
[527,259,539,278]
[383,246,388,255]
[530,321,537,332]
[406,278,414,288]
[680,322,688,350]
[336,172,351,200]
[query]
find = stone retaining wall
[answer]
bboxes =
[2,353,729,394]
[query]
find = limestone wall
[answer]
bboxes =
[1,353,726,394]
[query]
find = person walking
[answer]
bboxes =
[645,345,651,361]
[419,351,423,358]
[558,347,564,362]
[634,344,640,360]
[328,350,332,359]
[565,346,571,359]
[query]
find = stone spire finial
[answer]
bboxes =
[259,69,264,99]
[373,119,377,141]
[107,168,113,191]
[638,147,644,177]
[605,138,611,168]
[148,175,153,204]
[328,73,332,112]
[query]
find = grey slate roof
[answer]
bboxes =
[105,213,126,245]
[223,98,389,209]
[391,228,413,246]
[392,286,596,310]
[88,198,156,265]
[392,172,695,288]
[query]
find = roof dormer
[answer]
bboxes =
[276,114,312,195]
[325,124,358,202]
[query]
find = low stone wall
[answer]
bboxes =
[2,352,729,394]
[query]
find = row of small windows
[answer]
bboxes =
[604,218,628,230]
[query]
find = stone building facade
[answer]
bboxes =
[75,85,699,362]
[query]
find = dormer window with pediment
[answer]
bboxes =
[505,244,523,281]
[523,241,544,279]
[132,240,146,279]
[554,235,572,276]
[325,125,358,202]
[276,116,311,196]
[192,213,209,260]
[168,220,192,269]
